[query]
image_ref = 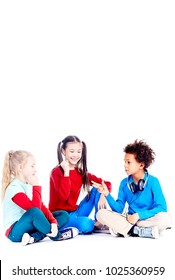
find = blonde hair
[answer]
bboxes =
[1,150,33,201]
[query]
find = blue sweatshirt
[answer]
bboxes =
[106,174,167,220]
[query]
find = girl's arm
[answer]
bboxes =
[12,185,42,210]
[41,203,58,224]
[12,187,58,224]
[50,167,72,200]
[88,173,112,192]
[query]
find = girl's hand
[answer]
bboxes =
[47,223,58,237]
[60,160,70,176]
[27,175,39,186]
[98,193,107,209]
[92,181,109,196]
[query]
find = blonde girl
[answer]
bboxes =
[1,150,78,245]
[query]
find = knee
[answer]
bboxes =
[96,209,108,222]
[59,210,69,224]
[52,210,70,228]
[61,211,69,224]
[27,207,42,215]
[151,212,173,232]
[55,210,69,223]
[79,218,95,234]
[89,187,98,199]
[157,212,172,229]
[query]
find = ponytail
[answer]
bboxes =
[1,150,14,201]
[1,150,32,201]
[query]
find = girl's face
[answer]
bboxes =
[20,156,37,183]
[124,153,144,177]
[62,142,82,167]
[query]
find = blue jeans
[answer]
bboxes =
[61,187,100,233]
[8,207,69,243]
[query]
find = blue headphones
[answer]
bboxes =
[127,171,149,194]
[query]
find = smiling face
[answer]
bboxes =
[62,142,83,168]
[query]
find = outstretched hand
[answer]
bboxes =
[91,180,109,196]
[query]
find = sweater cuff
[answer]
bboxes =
[33,185,42,192]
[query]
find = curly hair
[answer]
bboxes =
[124,139,156,169]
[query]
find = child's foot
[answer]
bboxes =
[59,227,79,241]
[21,233,35,246]
[109,228,124,237]
[93,223,110,234]
[133,226,159,239]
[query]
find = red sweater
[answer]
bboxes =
[49,166,112,212]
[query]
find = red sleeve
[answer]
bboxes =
[12,193,34,210]
[88,173,112,192]
[12,186,42,210]
[41,203,58,225]
[50,167,72,201]
[12,188,58,225]
[32,186,42,208]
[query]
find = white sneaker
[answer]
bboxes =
[133,226,159,239]
[21,233,35,246]
[59,227,79,241]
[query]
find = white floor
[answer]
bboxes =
[0,226,174,280]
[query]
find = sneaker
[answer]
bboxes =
[109,228,124,237]
[21,233,35,246]
[59,227,79,241]
[133,226,159,239]
[93,224,110,234]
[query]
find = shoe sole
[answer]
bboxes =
[153,226,159,239]
[21,233,30,246]
[109,228,118,237]
[59,227,79,240]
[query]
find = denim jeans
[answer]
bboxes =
[61,187,101,233]
[8,207,69,243]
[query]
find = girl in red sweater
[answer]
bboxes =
[49,135,112,234]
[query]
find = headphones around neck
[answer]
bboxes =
[127,171,149,194]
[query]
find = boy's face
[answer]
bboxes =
[124,153,144,176]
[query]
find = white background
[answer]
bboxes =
[0,1,175,280]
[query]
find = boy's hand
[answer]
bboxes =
[127,213,139,225]
[91,181,109,196]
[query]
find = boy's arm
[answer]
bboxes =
[138,178,167,220]
[93,180,126,213]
